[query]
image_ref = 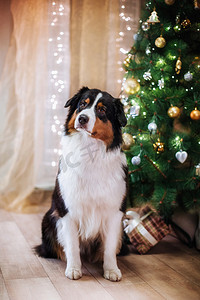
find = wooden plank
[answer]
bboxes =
[0,222,46,280]
[105,282,165,300]
[0,209,14,222]
[122,253,200,300]
[151,236,200,286]
[0,271,10,300]
[5,278,61,300]
[11,212,42,247]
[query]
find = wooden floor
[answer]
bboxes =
[0,209,200,300]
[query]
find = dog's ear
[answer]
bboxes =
[64,86,89,108]
[114,98,127,127]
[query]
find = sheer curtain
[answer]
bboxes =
[0,0,141,212]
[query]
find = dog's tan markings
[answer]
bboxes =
[67,110,78,133]
[55,243,66,261]
[91,118,114,146]
[85,98,90,105]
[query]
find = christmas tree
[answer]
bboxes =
[121,0,200,221]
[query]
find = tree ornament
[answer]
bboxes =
[124,55,132,67]
[146,45,151,55]
[141,22,150,31]
[175,150,188,163]
[124,78,140,95]
[148,121,157,133]
[158,77,164,89]
[130,102,140,118]
[133,33,142,41]
[190,108,200,120]
[175,56,182,74]
[153,138,165,153]
[143,70,152,80]
[155,35,166,48]
[167,105,181,118]
[122,133,135,150]
[147,8,160,25]
[184,71,193,81]
[165,0,175,4]
[131,155,141,165]
[181,18,191,29]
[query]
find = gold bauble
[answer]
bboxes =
[122,133,135,150]
[165,0,175,4]
[167,105,180,118]
[155,36,166,48]
[124,78,140,95]
[175,56,182,74]
[153,138,165,153]
[190,108,200,120]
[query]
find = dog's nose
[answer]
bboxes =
[78,114,89,125]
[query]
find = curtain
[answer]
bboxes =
[0,0,141,213]
[70,0,121,97]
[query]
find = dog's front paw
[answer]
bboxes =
[104,268,122,282]
[65,267,82,280]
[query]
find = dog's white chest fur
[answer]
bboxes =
[58,132,127,240]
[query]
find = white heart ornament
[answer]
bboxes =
[175,150,188,164]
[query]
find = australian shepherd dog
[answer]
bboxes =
[35,87,128,281]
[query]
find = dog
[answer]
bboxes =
[35,87,128,281]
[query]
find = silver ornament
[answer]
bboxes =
[148,121,157,133]
[158,77,164,89]
[131,155,141,165]
[130,101,140,118]
[146,45,151,55]
[184,71,193,81]
[142,22,150,31]
[175,150,188,163]
[143,70,152,80]
[133,33,142,41]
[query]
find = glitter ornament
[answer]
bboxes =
[147,8,160,25]
[122,133,135,150]
[158,77,164,89]
[155,36,166,48]
[167,105,181,118]
[190,108,200,120]
[165,0,175,4]
[124,78,140,95]
[142,22,150,31]
[131,155,141,166]
[175,56,182,74]
[148,121,157,133]
[124,55,132,67]
[143,70,152,80]
[175,150,188,163]
[181,18,191,29]
[184,71,193,81]
[153,139,165,153]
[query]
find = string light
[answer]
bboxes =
[48,0,70,170]
[117,0,141,92]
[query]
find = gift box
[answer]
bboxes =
[123,206,170,254]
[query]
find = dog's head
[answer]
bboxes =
[64,87,127,149]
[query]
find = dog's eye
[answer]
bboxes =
[79,100,87,109]
[97,105,106,116]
